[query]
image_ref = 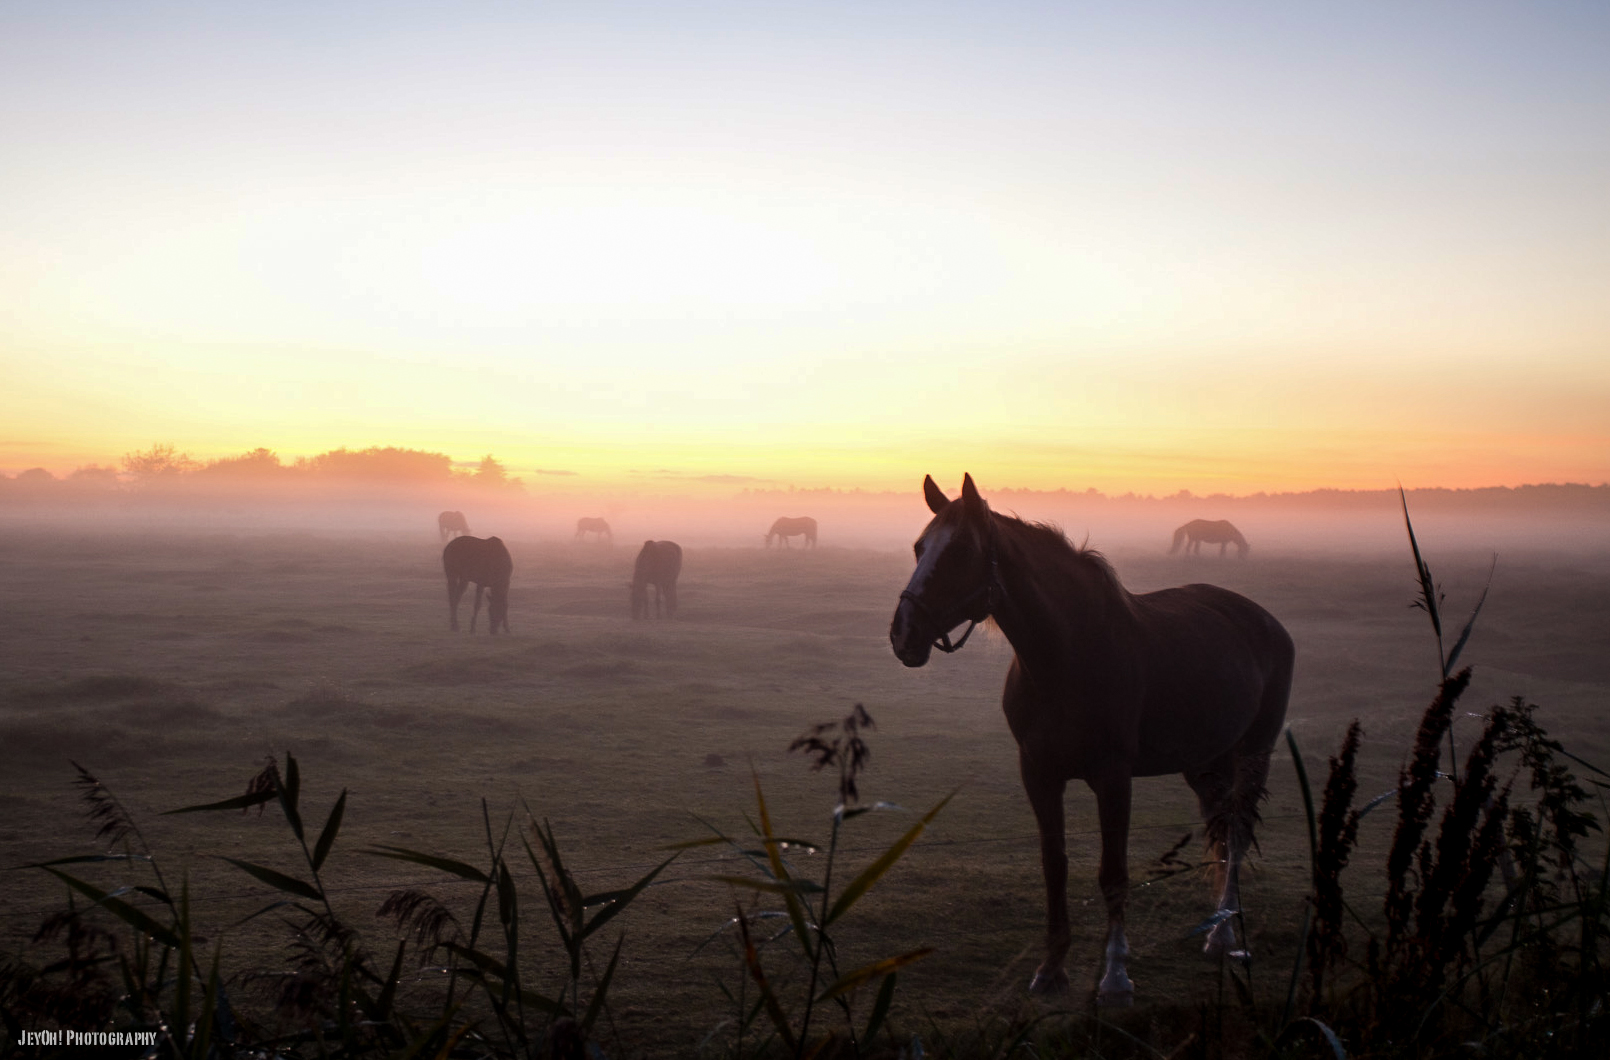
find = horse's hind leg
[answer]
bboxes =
[1187,744,1272,959]
[1089,771,1135,1005]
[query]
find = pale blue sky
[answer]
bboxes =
[3,2,1606,491]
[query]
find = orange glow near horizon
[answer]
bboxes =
[2,6,1607,498]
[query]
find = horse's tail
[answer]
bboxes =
[1169,525,1187,554]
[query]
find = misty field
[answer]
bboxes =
[2,522,1607,1054]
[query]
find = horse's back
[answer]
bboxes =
[1128,583,1292,774]
[634,540,682,582]
[443,535,513,584]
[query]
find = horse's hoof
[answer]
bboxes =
[1097,988,1135,1008]
[1028,969,1070,996]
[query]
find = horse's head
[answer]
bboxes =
[890,473,997,667]
[629,580,647,620]
[488,587,510,634]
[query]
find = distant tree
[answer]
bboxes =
[122,444,200,483]
[469,454,523,490]
[200,447,289,478]
[68,465,121,490]
[304,446,454,483]
[15,467,57,486]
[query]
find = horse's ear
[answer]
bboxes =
[923,475,949,514]
[960,473,988,519]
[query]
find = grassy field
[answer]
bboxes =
[2,522,1606,1054]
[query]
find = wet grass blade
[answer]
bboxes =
[1286,728,1320,883]
[751,769,813,959]
[163,789,277,815]
[863,971,899,1045]
[364,845,491,883]
[1443,555,1494,676]
[817,947,935,1002]
[312,788,347,872]
[41,867,180,948]
[580,934,624,1036]
[582,853,679,941]
[219,857,321,901]
[1401,486,1443,652]
[279,752,304,841]
[825,789,954,927]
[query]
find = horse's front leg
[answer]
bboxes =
[470,585,485,632]
[1090,772,1135,1006]
[1021,757,1070,996]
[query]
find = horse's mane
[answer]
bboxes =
[992,510,1130,603]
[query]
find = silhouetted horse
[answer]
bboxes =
[630,540,682,620]
[765,516,817,549]
[575,517,613,543]
[438,511,470,541]
[1170,519,1249,558]
[891,475,1292,1006]
[442,535,512,634]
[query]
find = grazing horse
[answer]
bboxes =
[575,517,613,544]
[438,511,470,541]
[442,535,513,634]
[1170,519,1249,558]
[890,475,1292,1005]
[765,516,817,549]
[630,540,682,620]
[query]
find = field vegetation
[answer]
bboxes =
[0,503,1605,1057]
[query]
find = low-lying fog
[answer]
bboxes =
[2,480,1606,558]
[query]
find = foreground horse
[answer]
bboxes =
[1170,519,1249,558]
[890,475,1292,1005]
[442,535,512,634]
[630,540,682,619]
[575,517,613,543]
[438,511,470,541]
[765,516,817,548]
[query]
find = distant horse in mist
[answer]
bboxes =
[1170,519,1249,558]
[891,475,1292,1005]
[630,540,682,620]
[765,516,817,549]
[443,535,512,634]
[438,511,470,541]
[575,517,613,544]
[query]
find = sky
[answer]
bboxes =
[2,1,1606,496]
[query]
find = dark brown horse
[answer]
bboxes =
[765,516,817,548]
[630,540,682,620]
[575,517,613,543]
[438,510,470,541]
[1170,519,1249,558]
[890,475,1292,1005]
[443,535,512,634]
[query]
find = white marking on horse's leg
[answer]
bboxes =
[1098,922,1133,1007]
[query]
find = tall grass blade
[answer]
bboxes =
[580,934,625,1036]
[736,900,798,1054]
[825,789,954,927]
[863,971,899,1045]
[581,853,679,941]
[311,788,347,872]
[817,947,935,1002]
[280,752,304,841]
[163,789,277,815]
[1401,486,1443,652]
[218,857,322,901]
[364,845,491,883]
[1442,556,1494,676]
[40,867,180,948]
[1287,728,1320,882]
[751,769,813,959]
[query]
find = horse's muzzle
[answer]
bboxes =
[889,600,934,668]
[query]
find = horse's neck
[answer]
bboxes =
[991,525,1132,672]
